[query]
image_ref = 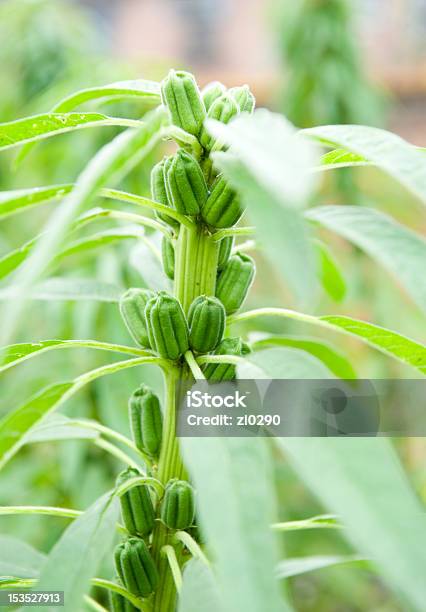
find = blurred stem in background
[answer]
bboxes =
[274,0,386,201]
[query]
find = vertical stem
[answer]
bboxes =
[152,223,219,611]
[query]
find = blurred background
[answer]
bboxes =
[0,1,425,610]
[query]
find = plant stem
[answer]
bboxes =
[151,223,219,611]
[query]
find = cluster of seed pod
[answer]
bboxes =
[110,386,196,609]
[120,289,253,380]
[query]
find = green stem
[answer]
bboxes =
[162,545,183,592]
[174,531,210,566]
[151,223,219,612]
[184,350,206,380]
[213,226,256,241]
[0,505,81,519]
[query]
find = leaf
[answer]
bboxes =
[304,125,426,205]
[24,414,99,443]
[53,79,161,112]
[178,559,224,612]
[181,436,293,612]
[307,206,426,314]
[0,106,168,346]
[0,339,142,375]
[238,347,333,379]
[314,239,347,302]
[277,438,426,611]
[0,535,46,578]
[0,356,157,470]
[0,112,141,152]
[209,110,319,306]
[318,148,371,170]
[230,309,426,375]
[251,336,356,379]
[271,514,341,532]
[0,278,122,303]
[55,226,146,263]
[276,555,367,579]
[319,315,426,374]
[0,184,72,220]
[36,492,119,612]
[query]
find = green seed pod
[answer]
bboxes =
[161,236,175,280]
[114,537,159,598]
[109,582,138,612]
[203,337,251,381]
[217,236,234,271]
[166,150,208,216]
[145,292,189,360]
[216,252,255,314]
[119,288,155,348]
[161,479,195,530]
[161,69,206,136]
[151,158,180,231]
[229,85,256,113]
[116,468,155,537]
[129,384,162,458]
[188,295,225,353]
[201,81,227,111]
[201,176,243,228]
[200,93,239,152]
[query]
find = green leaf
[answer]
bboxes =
[307,206,426,314]
[0,106,168,346]
[130,236,171,292]
[319,315,426,374]
[238,347,333,379]
[0,535,46,579]
[318,148,371,170]
[181,436,293,612]
[210,109,319,306]
[36,492,119,612]
[276,555,367,579]
[0,356,159,470]
[0,184,73,220]
[304,125,426,205]
[53,79,161,112]
[24,414,99,443]
[55,226,146,263]
[251,336,356,379]
[314,239,347,302]
[272,514,341,532]
[0,113,142,152]
[230,309,426,375]
[277,438,426,610]
[0,339,144,375]
[178,559,224,612]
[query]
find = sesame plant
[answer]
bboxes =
[0,70,425,612]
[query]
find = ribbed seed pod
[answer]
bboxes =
[217,236,234,271]
[109,582,138,612]
[201,176,243,228]
[216,252,255,314]
[145,292,189,360]
[161,479,195,530]
[200,93,239,152]
[203,337,251,381]
[114,538,159,598]
[166,150,208,216]
[161,236,175,280]
[129,384,163,458]
[188,295,225,353]
[151,158,180,231]
[161,69,206,136]
[119,288,155,348]
[229,85,256,113]
[116,468,155,537]
[201,81,227,111]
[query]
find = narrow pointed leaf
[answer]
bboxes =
[0,113,141,152]
[276,555,368,579]
[304,125,426,205]
[0,185,72,220]
[0,356,157,470]
[251,336,356,379]
[0,535,46,579]
[36,492,119,612]
[278,437,426,611]
[314,239,347,302]
[0,278,122,303]
[307,206,426,314]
